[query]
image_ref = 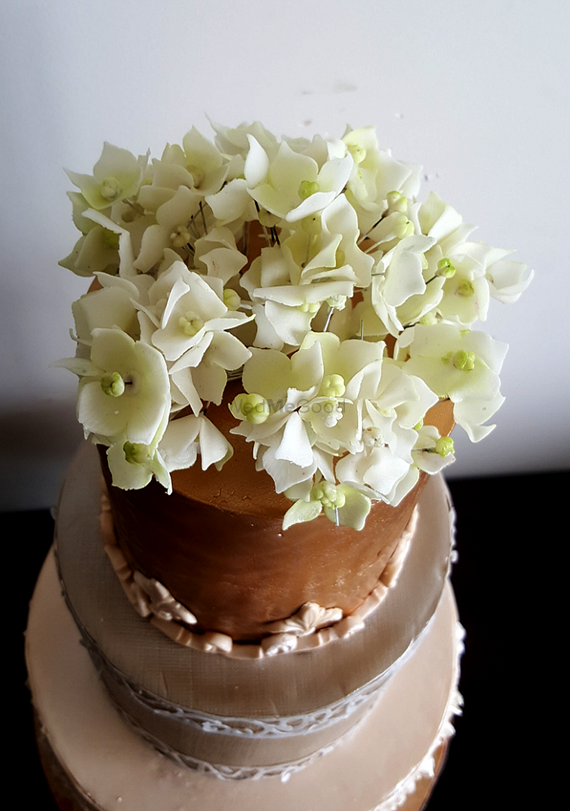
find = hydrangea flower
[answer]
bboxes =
[66,142,147,211]
[396,324,508,441]
[58,327,171,446]
[57,122,531,519]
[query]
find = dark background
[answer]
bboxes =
[14,470,561,809]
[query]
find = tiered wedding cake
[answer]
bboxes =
[27,121,531,810]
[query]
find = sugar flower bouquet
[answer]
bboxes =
[57,122,532,530]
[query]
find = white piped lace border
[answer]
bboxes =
[112,698,373,783]
[100,485,417,658]
[92,623,464,784]
[82,623,392,738]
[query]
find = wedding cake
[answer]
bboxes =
[26,121,532,810]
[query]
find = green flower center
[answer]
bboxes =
[100,371,125,397]
[232,393,270,424]
[298,180,320,200]
[420,310,439,326]
[435,436,455,457]
[123,442,151,465]
[437,258,456,278]
[347,144,367,164]
[99,177,122,202]
[321,374,346,399]
[310,481,346,510]
[452,350,476,371]
[179,312,204,336]
[223,289,241,310]
[299,301,321,314]
[387,190,408,213]
[395,214,414,239]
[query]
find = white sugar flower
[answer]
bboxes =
[290,195,373,287]
[180,126,228,196]
[412,425,456,474]
[104,410,171,492]
[396,324,508,440]
[66,142,146,211]
[242,245,354,349]
[58,121,531,511]
[145,263,251,363]
[370,234,437,336]
[481,247,534,304]
[133,262,252,414]
[229,342,323,492]
[343,127,421,234]
[134,185,202,273]
[71,274,151,349]
[334,360,439,505]
[336,443,414,505]
[158,413,233,472]
[59,227,120,277]
[211,120,280,165]
[193,227,247,284]
[415,192,476,254]
[57,327,170,446]
[230,333,387,494]
[247,138,353,223]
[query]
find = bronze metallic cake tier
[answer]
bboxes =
[101,390,454,641]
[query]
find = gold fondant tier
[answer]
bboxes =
[100,389,454,641]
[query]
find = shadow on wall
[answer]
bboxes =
[0,397,83,512]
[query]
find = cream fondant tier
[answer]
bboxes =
[28,549,461,810]
[55,441,455,777]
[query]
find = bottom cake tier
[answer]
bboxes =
[26,549,462,811]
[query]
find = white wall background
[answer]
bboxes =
[1,0,568,510]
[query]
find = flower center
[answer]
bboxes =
[310,481,346,510]
[99,177,122,202]
[456,280,475,297]
[387,190,408,213]
[298,180,320,200]
[179,311,204,336]
[100,371,125,397]
[451,350,476,371]
[395,214,414,239]
[435,436,455,457]
[223,289,241,310]
[437,258,456,278]
[231,392,270,424]
[187,164,205,187]
[171,224,193,248]
[123,442,151,465]
[321,374,345,399]
[347,142,367,164]
[364,426,382,446]
[299,301,321,314]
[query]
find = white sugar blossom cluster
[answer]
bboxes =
[57,122,532,529]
